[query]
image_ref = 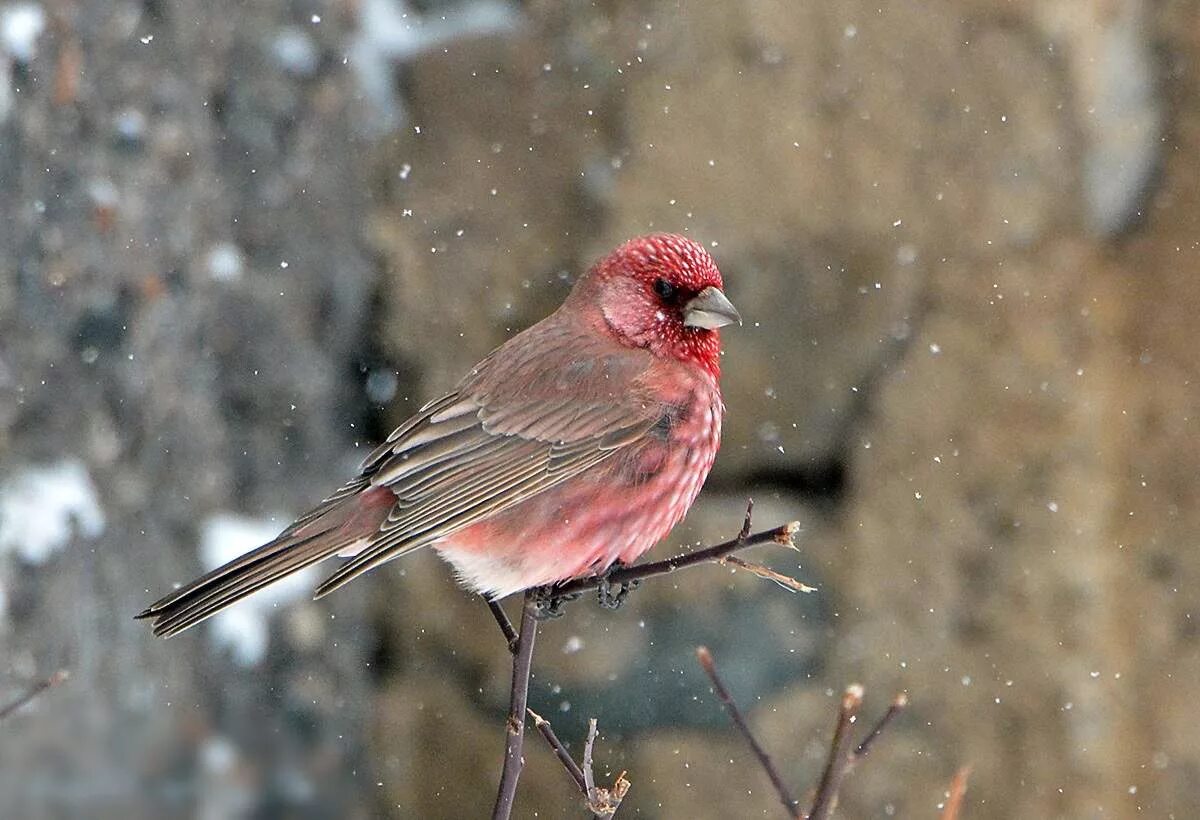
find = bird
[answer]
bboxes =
[137,233,740,638]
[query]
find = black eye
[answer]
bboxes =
[653,278,676,301]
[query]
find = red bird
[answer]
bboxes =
[138,234,739,637]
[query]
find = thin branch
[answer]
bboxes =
[719,555,816,594]
[0,669,69,723]
[486,597,519,653]
[582,717,630,817]
[552,516,800,599]
[582,718,598,796]
[483,501,802,817]
[940,766,971,820]
[851,693,908,762]
[527,708,587,793]
[738,497,756,542]
[491,591,539,820]
[696,646,801,818]
[528,710,628,818]
[489,595,612,813]
[806,684,863,820]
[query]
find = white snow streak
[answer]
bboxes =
[198,513,313,666]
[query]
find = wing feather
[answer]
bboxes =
[312,321,678,596]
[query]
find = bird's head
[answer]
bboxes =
[575,233,740,377]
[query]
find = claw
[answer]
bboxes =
[532,586,581,619]
[597,562,640,610]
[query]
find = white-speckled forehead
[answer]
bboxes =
[611,233,723,291]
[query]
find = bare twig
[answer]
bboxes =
[491,591,539,820]
[941,766,971,820]
[484,501,802,817]
[851,692,908,763]
[528,708,587,793]
[0,669,69,723]
[807,685,863,820]
[582,717,630,817]
[696,646,801,818]
[486,597,519,653]
[719,555,816,594]
[528,710,627,818]
[490,597,617,814]
[552,508,800,599]
[582,718,598,797]
[738,498,756,542]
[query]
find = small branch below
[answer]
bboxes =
[806,687,907,818]
[852,693,908,763]
[528,708,587,793]
[528,710,628,818]
[695,642,908,820]
[0,669,69,723]
[490,591,539,820]
[807,685,863,820]
[486,597,519,653]
[940,766,971,820]
[582,717,630,817]
[697,646,801,818]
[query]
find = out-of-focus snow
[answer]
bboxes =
[0,459,106,564]
[272,27,319,77]
[0,56,10,123]
[0,3,45,62]
[206,242,245,281]
[0,459,105,625]
[0,2,47,124]
[350,0,519,133]
[198,513,314,666]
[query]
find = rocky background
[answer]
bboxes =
[0,0,1196,817]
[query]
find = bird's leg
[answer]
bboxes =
[531,585,581,620]
[597,561,641,610]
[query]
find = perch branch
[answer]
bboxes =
[485,501,803,816]
[490,591,539,820]
[489,596,627,815]
[697,646,801,818]
[552,501,801,599]
[0,669,69,723]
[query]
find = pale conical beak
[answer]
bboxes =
[683,286,741,329]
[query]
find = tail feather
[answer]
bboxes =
[136,530,348,637]
[137,486,398,638]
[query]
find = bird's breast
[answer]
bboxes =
[435,377,723,598]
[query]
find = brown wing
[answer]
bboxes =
[311,326,670,597]
[137,314,685,637]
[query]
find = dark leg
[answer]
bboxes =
[531,585,581,620]
[597,560,641,610]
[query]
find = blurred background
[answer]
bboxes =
[0,0,1196,817]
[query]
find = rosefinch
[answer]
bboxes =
[138,233,739,637]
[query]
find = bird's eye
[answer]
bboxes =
[653,278,676,301]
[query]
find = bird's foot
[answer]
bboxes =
[597,562,640,610]
[532,585,581,620]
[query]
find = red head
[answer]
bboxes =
[571,234,740,377]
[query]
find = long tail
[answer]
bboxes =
[136,484,395,638]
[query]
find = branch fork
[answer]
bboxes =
[488,500,806,819]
